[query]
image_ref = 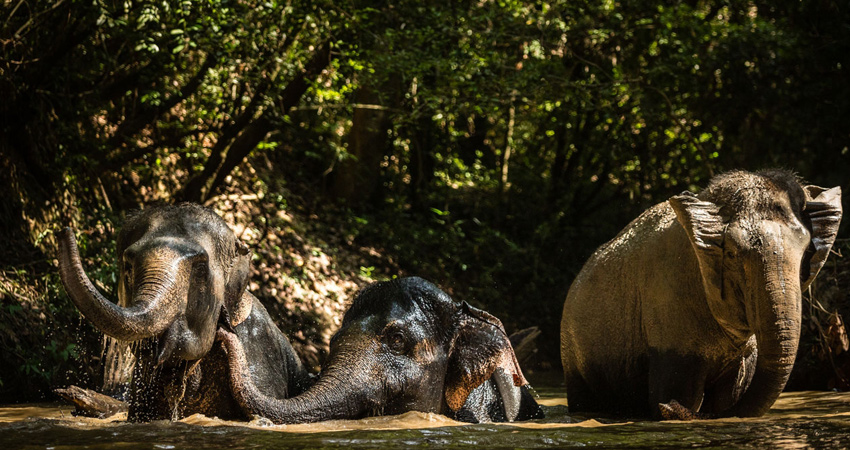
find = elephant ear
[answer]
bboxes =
[444,302,529,422]
[669,191,725,301]
[801,186,842,289]
[224,239,253,328]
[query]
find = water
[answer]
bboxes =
[1,390,848,449]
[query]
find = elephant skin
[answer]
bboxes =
[56,203,311,421]
[219,277,544,424]
[560,170,842,419]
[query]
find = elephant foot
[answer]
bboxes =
[55,385,128,418]
[658,399,714,421]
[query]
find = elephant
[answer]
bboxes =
[57,203,312,421]
[560,169,842,419]
[217,276,544,424]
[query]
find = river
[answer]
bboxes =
[1,386,848,449]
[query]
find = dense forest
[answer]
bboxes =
[1,0,849,403]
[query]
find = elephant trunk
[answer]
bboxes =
[727,242,802,417]
[57,228,180,342]
[218,329,368,424]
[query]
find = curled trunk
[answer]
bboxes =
[217,329,366,424]
[57,227,179,342]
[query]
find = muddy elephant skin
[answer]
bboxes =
[560,170,842,418]
[219,276,543,424]
[57,204,311,421]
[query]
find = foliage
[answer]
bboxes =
[0,0,848,400]
[790,240,850,391]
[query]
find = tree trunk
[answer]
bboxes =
[498,99,516,218]
[105,55,217,164]
[330,86,390,205]
[408,111,436,210]
[178,43,332,203]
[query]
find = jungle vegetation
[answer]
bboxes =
[1,0,848,402]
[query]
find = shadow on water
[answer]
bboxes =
[1,391,849,449]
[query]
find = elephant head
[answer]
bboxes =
[58,203,253,365]
[220,277,540,423]
[668,170,842,416]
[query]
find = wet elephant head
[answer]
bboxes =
[58,203,253,365]
[221,277,539,423]
[669,170,842,416]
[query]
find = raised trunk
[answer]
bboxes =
[57,227,179,341]
[217,329,366,424]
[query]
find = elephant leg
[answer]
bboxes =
[565,371,597,413]
[648,350,706,419]
[567,363,648,416]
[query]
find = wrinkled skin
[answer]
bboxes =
[57,204,311,421]
[560,170,842,419]
[219,277,543,424]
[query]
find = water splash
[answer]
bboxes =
[3,392,850,449]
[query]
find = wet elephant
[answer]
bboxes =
[219,277,543,423]
[57,203,311,421]
[560,170,842,419]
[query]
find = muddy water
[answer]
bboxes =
[1,389,849,449]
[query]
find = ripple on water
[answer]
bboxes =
[0,392,849,449]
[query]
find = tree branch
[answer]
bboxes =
[196,42,333,203]
[105,53,218,165]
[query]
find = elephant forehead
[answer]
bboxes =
[128,235,205,259]
[357,304,434,334]
[349,277,454,311]
[728,216,807,251]
[347,294,414,322]
[124,204,235,244]
[701,170,806,219]
[346,283,432,323]
[128,223,232,266]
[163,217,233,248]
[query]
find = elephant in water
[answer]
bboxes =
[560,170,842,419]
[218,277,543,423]
[57,204,312,421]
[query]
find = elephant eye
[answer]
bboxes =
[386,331,406,354]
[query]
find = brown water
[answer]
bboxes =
[1,388,849,449]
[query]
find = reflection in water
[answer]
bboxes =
[1,391,849,449]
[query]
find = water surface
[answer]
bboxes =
[1,390,848,449]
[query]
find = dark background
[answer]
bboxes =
[1,0,848,402]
